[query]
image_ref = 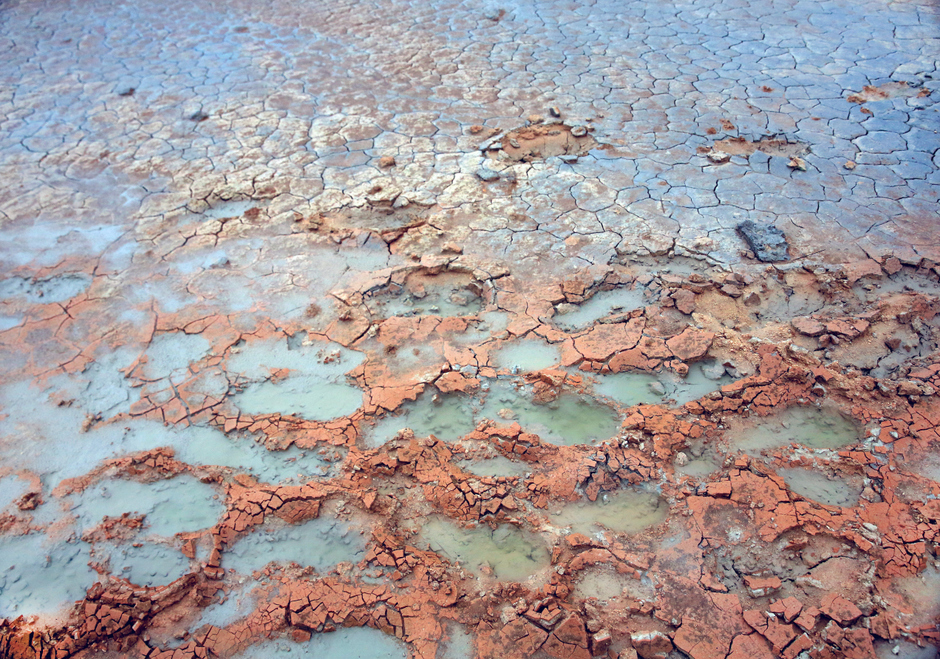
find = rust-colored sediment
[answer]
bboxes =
[0,0,938,658]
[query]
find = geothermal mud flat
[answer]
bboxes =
[0,0,939,658]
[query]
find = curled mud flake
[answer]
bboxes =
[736,219,790,262]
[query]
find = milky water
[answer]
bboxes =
[574,567,655,602]
[141,331,213,382]
[0,387,338,492]
[235,627,410,659]
[591,360,732,409]
[370,289,482,319]
[777,468,863,508]
[490,339,561,372]
[52,346,140,418]
[97,541,192,587]
[478,379,621,445]
[450,311,510,344]
[0,273,93,304]
[365,390,475,446]
[364,378,622,447]
[68,475,224,536]
[0,380,158,487]
[674,443,724,479]
[365,272,483,319]
[728,405,861,454]
[456,455,530,478]
[440,625,475,659]
[0,223,126,269]
[227,334,365,421]
[874,642,938,659]
[0,534,95,618]
[167,426,342,483]
[417,518,549,581]
[883,564,940,629]
[196,581,257,628]
[87,419,339,482]
[225,517,367,575]
[235,377,365,420]
[553,286,647,332]
[550,488,668,536]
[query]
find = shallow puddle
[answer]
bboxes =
[574,566,655,602]
[235,627,410,659]
[227,335,364,421]
[0,535,95,618]
[674,443,724,479]
[97,541,191,587]
[728,405,861,454]
[365,378,622,447]
[69,475,224,537]
[553,286,647,332]
[0,273,93,305]
[224,517,367,575]
[777,467,862,507]
[882,564,940,629]
[234,377,365,421]
[195,580,257,628]
[364,271,482,319]
[874,641,939,659]
[591,361,731,408]
[0,380,129,486]
[440,624,475,659]
[908,447,940,484]
[363,390,475,447]
[166,424,342,483]
[478,379,621,445]
[417,517,549,581]
[490,338,561,372]
[450,311,509,344]
[456,455,530,478]
[549,488,668,536]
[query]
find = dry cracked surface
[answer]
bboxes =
[0,0,939,658]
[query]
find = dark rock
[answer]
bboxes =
[737,220,789,262]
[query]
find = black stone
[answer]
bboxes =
[736,220,789,262]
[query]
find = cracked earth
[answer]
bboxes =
[0,0,939,658]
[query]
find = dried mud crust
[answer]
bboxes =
[0,0,939,655]
[3,252,940,659]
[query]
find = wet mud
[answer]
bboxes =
[0,0,939,658]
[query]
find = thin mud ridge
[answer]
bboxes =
[3,254,940,659]
[1,0,940,657]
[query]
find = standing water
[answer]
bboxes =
[550,488,668,536]
[417,517,549,581]
[728,405,861,454]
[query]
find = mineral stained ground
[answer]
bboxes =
[0,0,939,658]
